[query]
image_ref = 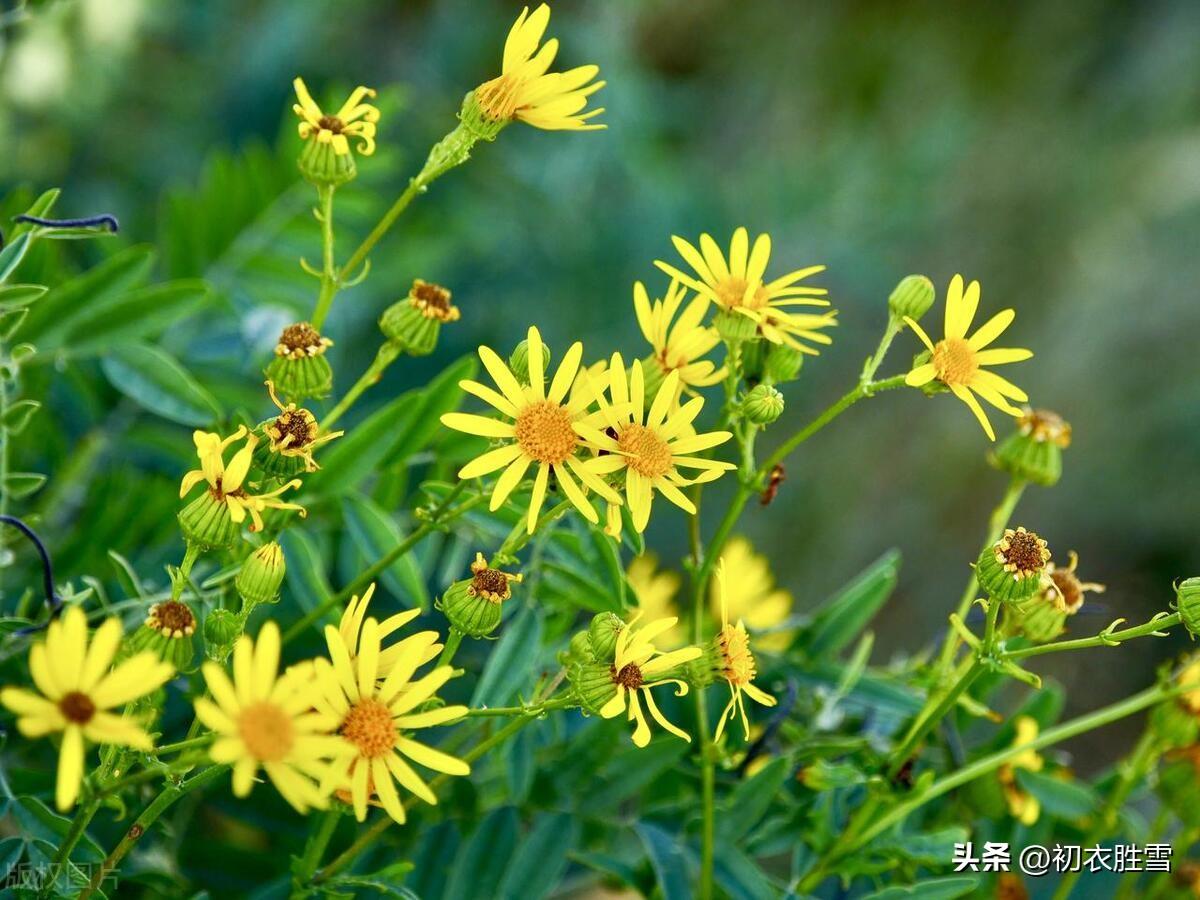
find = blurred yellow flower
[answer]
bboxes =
[476,4,605,131]
[903,274,1032,441]
[633,280,725,394]
[600,614,702,747]
[998,716,1044,825]
[579,356,735,533]
[0,606,174,810]
[711,564,777,741]
[626,554,683,648]
[313,618,469,823]
[195,622,348,813]
[654,227,837,354]
[442,325,621,533]
[292,78,380,156]
[708,537,792,652]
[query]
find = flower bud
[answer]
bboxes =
[509,339,551,386]
[975,527,1051,603]
[992,408,1071,487]
[236,542,286,607]
[264,322,334,403]
[126,600,197,671]
[440,552,522,638]
[1176,578,1200,639]
[763,344,805,385]
[298,138,357,187]
[1008,591,1067,644]
[587,612,624,663]
[741,384,784,425]
[888,275,935,323]
[380,279,460,356]
[557,630,595,669]
[178,492,239,550]
[713,309,759,344]
[569,660,618,715]
[203,608,241,659]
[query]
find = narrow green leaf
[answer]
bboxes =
[280,530,331,616]
[0,233,32,283]
[4,473,46,499]
[471,606,542,708]
[861,876,979,899]
[497,813,579,900]
[385,354,478,464]
[1015,769,1099,820]
[341,494,428,610]
[101,343,222,426]
[635,822,691,900]
[0,307,28,341]
[717,756,791,841]
[1,399,40,435]
[714,845,778,900]
[55,280,210,353]
[794,549,900,658]
[0,284,48,307]
[444,807,519,900]
[23,245,154,342]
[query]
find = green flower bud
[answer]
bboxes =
[380,280,460,356]
[509,339,551,385]
[569,660,618,715]
[125,600,197,671]
[236,542,287,607]
[1008,590,1067,644]
[1175,578,1200,639]
[264,322,334,403]
[762,344,804,385]
[713,308,759,344]
[558,630,595,669]
[298,138,357,187]
[975,527,1051,604]
[178,492,239,550]
[992,408,1071,487]
[588,612,624,663]
[440,552,522,638]
[203,608,241,659]
[741,384,785,425]
[888,274,935,323]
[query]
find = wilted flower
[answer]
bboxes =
[441,552,523,638]
[292,78,379,184]
[705,564,776,740]
[127,600,198,671]
[265,322,335,402]
[975,527,1051,603]
[258,380,342,475]
[380,279,461,356]
[993,407,1072,486]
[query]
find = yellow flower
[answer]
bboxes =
[578,356,735,533]
[179,426,306,532]
[0,606,173,810]
[903,274,1033,441]
[263,380,342,472]
[633,280,726,393]
[998,716,1044,825]
[195,621,349,813]
[476,4,605,131]
[338,583,443,677]
[626,554,683,648]
[441,325,622,533]
[711,564,776,741]
[292,78,380,156]
[312,618,469,823]
[654,227,837,354]
[599,614,702,747]
[709,537,792,652]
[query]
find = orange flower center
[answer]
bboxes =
[715,277,768,311]
[617,423,672,478]
[515,400,578,465]
[238,702,295,762]
[931,338,978,385]
[718,624,756,686]
[340,698,396,759]
[58,691,96,725]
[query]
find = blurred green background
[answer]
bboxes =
[2,0,1199,770]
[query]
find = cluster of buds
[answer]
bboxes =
[439,552,522,638]
[379,279,460,357]
[563,613,626,713]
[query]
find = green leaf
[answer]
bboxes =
[717,756,791,842]
[0,284,48,307]
[10,188,60,239]
[497,813,579,900]
[23,246,154,342]
[794,549,900,658]
[1,399,40,434]
[101,343,222,426]
[635,822,691,900]
[386,353,478,464]
[714,845,778,900]
[0,233,32,283]
[1015,769,1099,820]
[53,280,210,354]
[444,807,519,900]
[280,529,331,616]
[471,606,543,708]
[4,472,46,499]
[0,307,27,340]
[341,494,428,610]
[861,876,979,899]
[869,826,969,866]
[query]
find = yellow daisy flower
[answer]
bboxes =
[441,325,622,533]
[578,355,735,533]
[711,564,777,741]
[633,279,726,395]
[0,606,174,810]
[903,274,1033,441]
[709,537,792,652]
[475,4,605,131]
[599,614,702,747]
[292,77,380,156]
[179,426,306,532]
[195,621,349,813]
[997,716,1044,825]
[312,618,469,824]
[654,227,837,354]
[626,554,683,649]
[337,583,443,678]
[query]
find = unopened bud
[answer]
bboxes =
[741,384,784,425]
[236,542,286,607]
[888,275,935,323]
[587,612,624,663]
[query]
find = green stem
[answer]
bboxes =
[437,629,464,668]
[932,475,1027,679]
[151,734,214,757]
[337,179,423,293]
[1005,612,1181,660]
[492,498,573,565]
[697,697,715,900]
[310,184,338,330]
[321,342,401,431]
[886,656,982,777]
[41,799,100,896]
[292,807,344,892]
[283,482,478,643]
[170,543,202,603]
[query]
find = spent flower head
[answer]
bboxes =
[262,380,342,473]
[708,563,777,740]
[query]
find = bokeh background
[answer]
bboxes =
[2,0,1199,770]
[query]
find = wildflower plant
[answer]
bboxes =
[0,5,1196,900]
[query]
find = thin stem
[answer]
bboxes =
[697,698,715,900]
[321,343,401,431]
[41,799,99,896]
[437,629,464,668]
[292,807,344,891]
[1004,612,1181,660]
[338,179,423,293]
[886,656,981,777]
[310,185,338,330]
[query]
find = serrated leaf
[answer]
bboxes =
[635,822,691,900]
[101,343,222,426]
[1,399,39,434]
[794,549,900,659]
[341,494,428,610]
[497,813,579,900]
